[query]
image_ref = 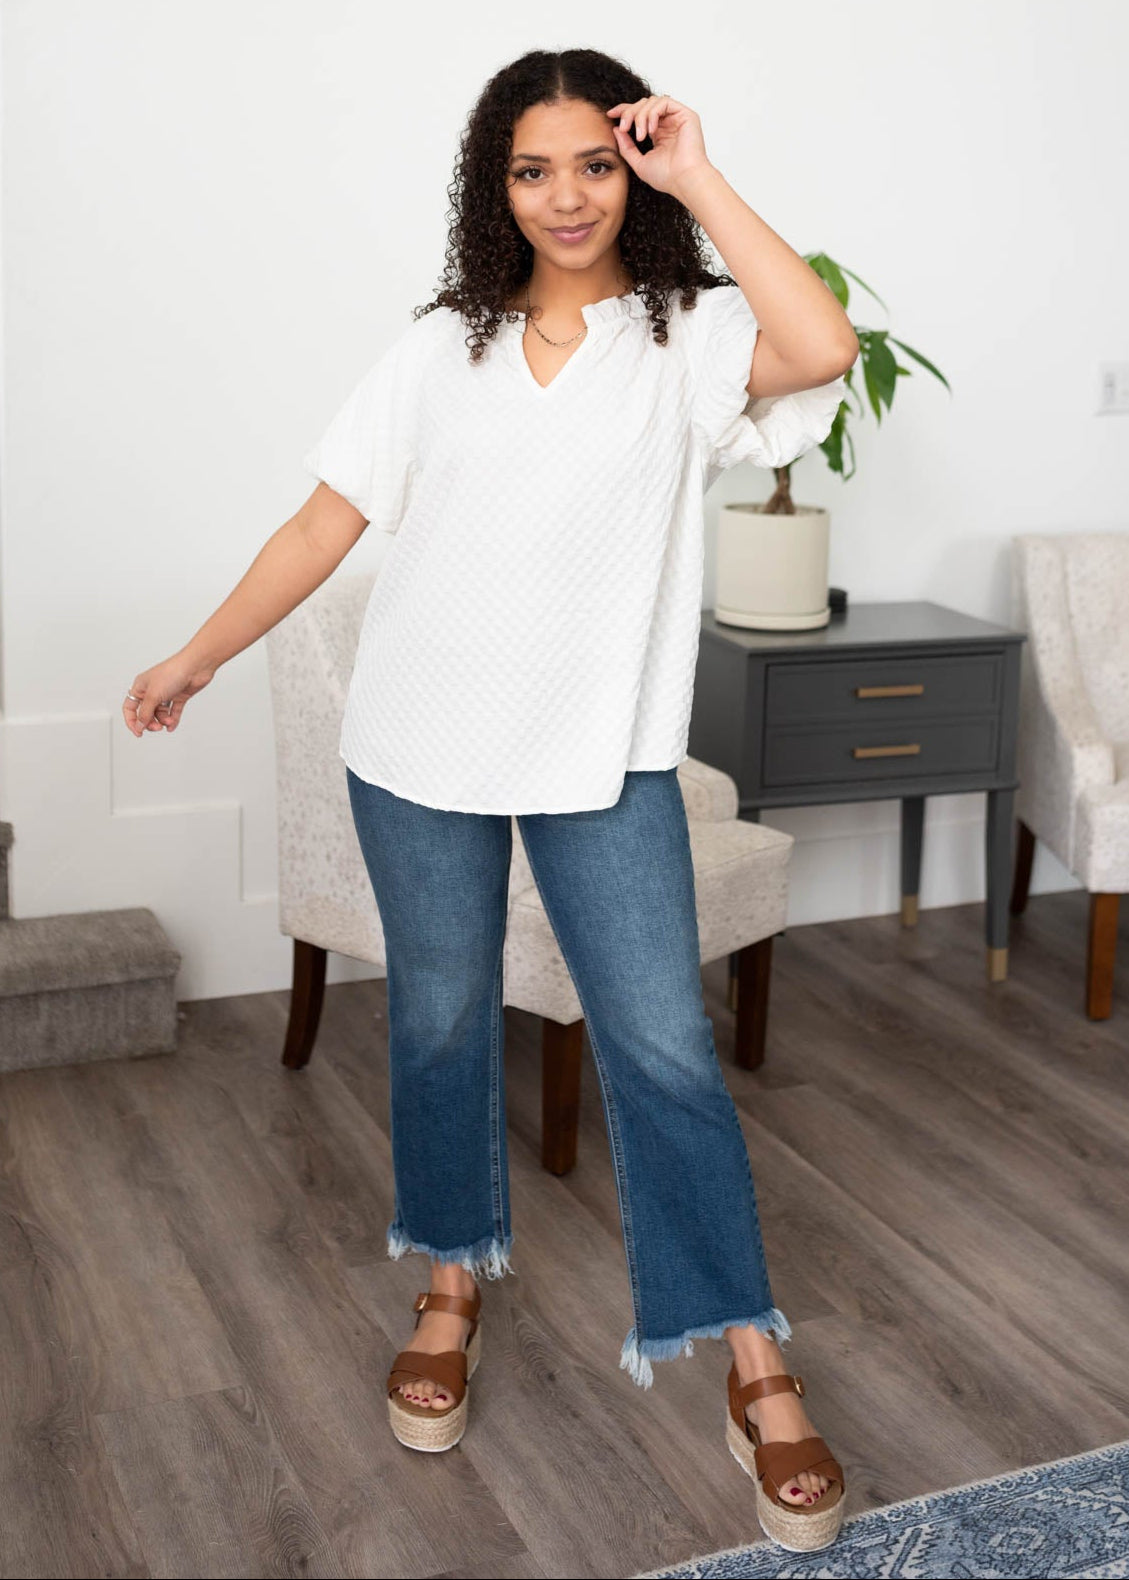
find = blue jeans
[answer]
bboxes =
[346,763,792,1388]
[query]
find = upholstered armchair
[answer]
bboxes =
[266,571,796,1171]
[1009,532,1129,1017]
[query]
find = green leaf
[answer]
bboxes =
[841,365,866,418]
[804,252,849,309]
[793,256,943,486]
[806,254,889,316]
[818,399,855,481]
[835,264,888,315]
[821,404,844,473]
[860,331,897,423]
[887,336,952,392]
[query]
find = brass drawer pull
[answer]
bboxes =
[855,683,925,698]
[852,743,922,758]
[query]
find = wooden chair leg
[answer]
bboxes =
[1086,892,1121,1020]
[281,938,327,1069]
[542,1017,583,1175]
[734,935,773,1071]
[1010,819,1036,915]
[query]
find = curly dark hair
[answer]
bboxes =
[411,47,735,362]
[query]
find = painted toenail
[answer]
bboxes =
[790,1486,801,1496]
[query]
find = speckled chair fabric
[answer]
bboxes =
[266,571,795,1171]
[1010,532,1129,1017]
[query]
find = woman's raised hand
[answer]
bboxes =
[605,96,713,199]
[122,650,216,737]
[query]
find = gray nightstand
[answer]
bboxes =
[688,600,1027,988]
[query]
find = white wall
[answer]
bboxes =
[1,0,1126,1000]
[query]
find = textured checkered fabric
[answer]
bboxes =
[303,285,846,814]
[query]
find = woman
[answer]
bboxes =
[123,48,858,1554]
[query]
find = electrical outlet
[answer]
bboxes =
[1097,362,1129,414]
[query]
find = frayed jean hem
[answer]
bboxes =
[619,1306,793,1389]
[386,1224,515,1281]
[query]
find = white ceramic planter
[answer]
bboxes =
[715,503,831,631]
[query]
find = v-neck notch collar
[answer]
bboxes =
[503,289,649,393]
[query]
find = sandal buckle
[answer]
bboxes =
[793,1374,805,1396]
[413,1292,429,1312]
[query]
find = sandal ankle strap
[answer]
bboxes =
[413,1289,481,1323]
[728,1365,805,1412]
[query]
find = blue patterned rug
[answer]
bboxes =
[636,1440,1129,1579]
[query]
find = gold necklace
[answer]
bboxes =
[522,270,631,347]
[523,286,586,347]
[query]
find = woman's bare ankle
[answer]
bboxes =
[725,1323,786,1377]
[428,1259,477,1297]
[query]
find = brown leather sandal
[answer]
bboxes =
[726,1366,846,1552]
[386,1288,483,1452]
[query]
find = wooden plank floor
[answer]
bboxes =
[2,887,1127,1578]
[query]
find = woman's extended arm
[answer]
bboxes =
[122,482,367,737]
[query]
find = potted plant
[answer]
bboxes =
[715,253,951,631]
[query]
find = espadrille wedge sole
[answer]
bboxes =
[726,1365,846,1553]
[387,1288,482,1453]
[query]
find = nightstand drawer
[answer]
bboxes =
[764,652,1004,727]
[763,715,999,787]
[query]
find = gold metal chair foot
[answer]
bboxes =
[987,946,1008,982]
[900,894,918,927]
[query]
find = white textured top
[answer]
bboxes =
[303,284,847,814]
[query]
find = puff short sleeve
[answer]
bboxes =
[302,320,422,535]
[686,284,848,490]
